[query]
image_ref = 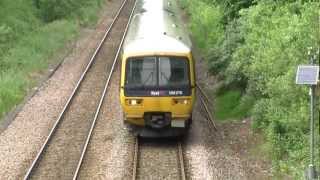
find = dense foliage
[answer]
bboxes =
[181,0,319,177]
[32,0,103,23]
[0,0,103,118]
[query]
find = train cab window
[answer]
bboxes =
[159,57,189,87]
[126,57,157,87]
[125,56,190,89]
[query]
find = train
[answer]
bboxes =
[120,0,195,137]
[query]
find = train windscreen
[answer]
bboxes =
[158,57,189,87]
[125,57,157,87]
[125,56,191,96]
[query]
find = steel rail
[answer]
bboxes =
[195,83,218,131]
[178,141,186,180]
[196,83,213,107]
[72,0,137,178]
[23,1,128,179]
[132,138,187,180]
[199,95,218,131]
[132,137,139,180]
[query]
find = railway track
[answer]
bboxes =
[130,85,217,180]
[132,137,187,180]
[196,83,218,131]
[23,0,136,179]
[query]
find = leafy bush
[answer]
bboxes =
[33,0,103,23]
[0,0,40,54]
[189,1,224,52]
[215,89,254,121]
[213,0,255,24]
[232,2,319,176]
[183,0,320,177]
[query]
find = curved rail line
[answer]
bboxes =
[23,0,131,179]
[132,138,187,180]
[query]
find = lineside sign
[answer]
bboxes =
[296,65,319,85]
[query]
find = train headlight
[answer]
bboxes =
[125,99,143,106]
[173,98,190,105]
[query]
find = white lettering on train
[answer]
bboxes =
[169,91,183,95]
[151,91,160,96]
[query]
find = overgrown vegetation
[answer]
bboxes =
[0,0,104,118]
[215,89,254,121]
[181,0,319,177]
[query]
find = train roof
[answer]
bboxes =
[123,0,192,56]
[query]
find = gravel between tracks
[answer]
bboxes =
[29,1,133,179]
[0,0,124,179]
[29,2,132,177]
[136,140,181,180]
[77,66,135,179]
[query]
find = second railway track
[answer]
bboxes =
[132,137,187,180]
[23,0,136,179]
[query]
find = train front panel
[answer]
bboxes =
[120,53,195,129]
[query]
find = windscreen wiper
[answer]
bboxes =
[160,71,170,82]
[141,72,154,87]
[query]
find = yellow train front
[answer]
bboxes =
[120,0,195,137]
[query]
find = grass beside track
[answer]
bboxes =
[214,89,254,121]
[0,0,104,119]
[0,20,77,118]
